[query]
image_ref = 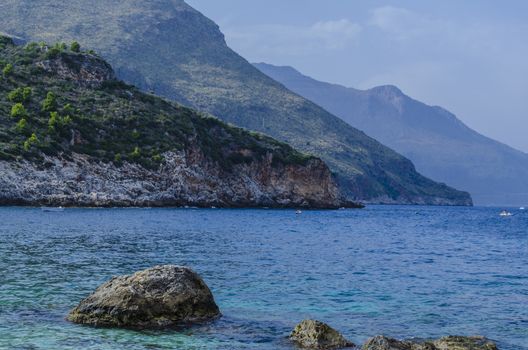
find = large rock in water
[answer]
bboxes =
[290,319,355,349]
[361,335,498,350]
[67,265,220,328]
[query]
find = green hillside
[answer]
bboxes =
[0,36,316,172]
[0,0,472,205]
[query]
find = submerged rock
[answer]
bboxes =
[433,336,498,350]
[290,319,355,349]
[361,335,498,350]
[67,265,220,328]
[361,335,434,350]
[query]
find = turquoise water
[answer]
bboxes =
[0,206,526,349]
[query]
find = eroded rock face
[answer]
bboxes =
[0,148,354,209]
[67,265,220,328]
[290,319,355,349]
[361,335,498,350]
[36,52,115,87]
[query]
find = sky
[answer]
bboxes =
[186,0,528,153]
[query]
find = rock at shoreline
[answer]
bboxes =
[433,336,498,350]
[361,335,498,350]
[290,319,355,349]
[67,265,220,328]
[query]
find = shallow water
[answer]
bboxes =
[0,206,526,349]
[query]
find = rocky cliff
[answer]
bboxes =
[0,37,351,208]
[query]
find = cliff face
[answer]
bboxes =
[0,0,472,206]
[0,37,351,208]
[0,148,342,208]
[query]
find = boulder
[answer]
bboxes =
[433,336,498,350]
[67,265,220,328]
[362,335,434,350]
[290,319,355,349]
[362,335,498,350]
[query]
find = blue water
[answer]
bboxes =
[0,206,526,350]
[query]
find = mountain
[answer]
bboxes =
[0,0,471,205]
[254,63,528,206]
[0,35,352,208]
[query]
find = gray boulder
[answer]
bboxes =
[433,336,498,350]
[67,265,220,328]
[361,335,498,350]
[290,319,355,349]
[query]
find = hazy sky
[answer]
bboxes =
[187,0,528,153]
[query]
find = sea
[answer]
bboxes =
[0,206,526,349]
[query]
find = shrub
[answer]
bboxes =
[42,92,57,112]
[7,87,32,103]
[11,103,27,119]
[63,103,74,114]
[48,111,59,131]
[23,87,32,101]
[8,88,24,103]
[15,118,28,132]
[114,153,122,163]
[62,115,72,126]
[152,154,163,162]
[2,63,13,76]
[70,41,80,53]
[23,133,39,151]
[130,146,141,159]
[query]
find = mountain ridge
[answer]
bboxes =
[254,62,528,206]
[0,0,472,205]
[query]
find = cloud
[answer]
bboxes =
[222,19,361,57]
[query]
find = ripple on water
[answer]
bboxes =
[0,206,527,349]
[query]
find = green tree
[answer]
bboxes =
[48,111,59,131]
[23,133,39,151]
[2,63,13,76]
[42,92,57,112]
[22,87,32,101]
[7,88,24,102]
[15,118,28,133]
[11,103,27,119]
[8,87,32,103]
[70,41,80,53]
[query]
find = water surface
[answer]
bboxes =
[0,206,526,349]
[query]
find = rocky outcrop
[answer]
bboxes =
[67,265,220,328]
[290,320,355,349]
[36,51,115,87]
[0,146,354,208]
[361,335,498,350]
[433,336,498,350]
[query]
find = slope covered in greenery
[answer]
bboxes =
[0,0,471,205]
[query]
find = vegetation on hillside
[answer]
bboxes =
[0,36,314,170]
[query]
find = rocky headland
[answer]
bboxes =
[0,36,357,209]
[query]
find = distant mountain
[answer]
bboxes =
[255,63,528,206]
[0,0,471,205]
[0,36,350,208]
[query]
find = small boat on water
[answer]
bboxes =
[295,210,302,215]
[499,210,513,217]
[520,207,525,210]
[41,206,64,212]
